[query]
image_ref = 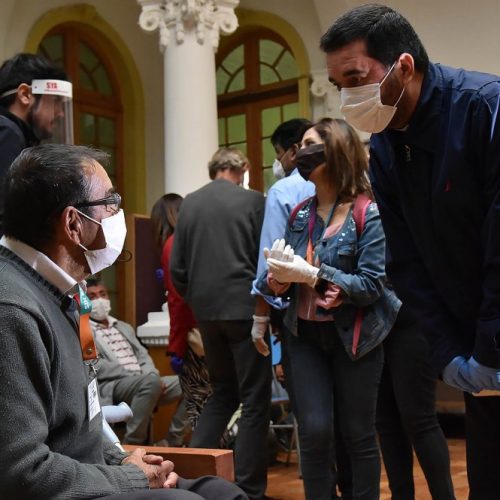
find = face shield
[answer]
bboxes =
[31,79,73,144]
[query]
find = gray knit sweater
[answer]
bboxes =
[0,247,148,499]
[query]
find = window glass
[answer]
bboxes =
[227,114,246,144]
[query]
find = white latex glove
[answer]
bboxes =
[267,254,319,288]
[263,238,294,263]
[251,315,270,357]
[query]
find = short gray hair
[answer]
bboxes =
[208,147,248,180]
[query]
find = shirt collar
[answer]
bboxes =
[90,315,118,328]
[1,235,79,294]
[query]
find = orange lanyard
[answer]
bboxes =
[74,286,98,363]
[306,197,338,265]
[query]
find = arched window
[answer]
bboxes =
[217,29,300,192]
[38,25,123,191]
[38,24,124,309]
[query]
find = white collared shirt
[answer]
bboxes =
[0,236,79,295]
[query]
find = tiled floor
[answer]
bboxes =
[266,437,468,499]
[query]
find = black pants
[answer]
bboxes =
[288,319,383,500]
[376,312,455,499]
[98,475,248,499]
[464,392,500,500]
[190,320,272,500]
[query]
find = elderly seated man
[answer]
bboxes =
[0,143,247,500]
[87,277,187,447]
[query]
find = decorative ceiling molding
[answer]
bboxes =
[138,0,239,52]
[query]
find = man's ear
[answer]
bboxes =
[16,83,33,107]
[289,143,300,163]
[399,53,415,85]
[62,206,84,245]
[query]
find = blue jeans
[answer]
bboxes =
[288,319,383,500]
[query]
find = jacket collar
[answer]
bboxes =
[386,62,443,153]
[0,106,40,146]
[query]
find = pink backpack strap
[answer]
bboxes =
[288,196,315,227]
[351,192,372,356]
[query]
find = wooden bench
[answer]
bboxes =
[123,445,234,482]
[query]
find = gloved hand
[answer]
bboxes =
[264,238,294,263]
[442,356,500,393]
[267,254,319,288]
[251,315,270,357]
[170,355,184,375]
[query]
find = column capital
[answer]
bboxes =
[310,69,339,114]
[138,0,239,52]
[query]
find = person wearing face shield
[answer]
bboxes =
[0,53,73,238]
[321,4,500,499]
[0,144,248,500]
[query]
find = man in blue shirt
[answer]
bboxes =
[321,4,500,498]
[250,118,314,355]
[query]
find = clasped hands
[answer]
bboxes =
[264,238,319,288]
[123,447,178,489]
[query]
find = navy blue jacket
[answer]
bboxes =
[370,62,500,371]
[0,108,38,236]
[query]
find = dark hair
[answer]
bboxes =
[320,4,429,74]
[271,118,312,152]
[0,53,68,108]
[86,277,103,288]
[150,193,183,250]
[4,144,110,249]
[313,118,372,200]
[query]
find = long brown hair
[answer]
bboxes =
[313,117,373,201]
[150,193,183,251]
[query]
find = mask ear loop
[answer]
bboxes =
[380,59,405,107]
[379,60,398,87]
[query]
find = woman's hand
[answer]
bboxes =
[315,283,343,309]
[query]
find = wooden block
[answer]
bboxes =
[123,445,234,482]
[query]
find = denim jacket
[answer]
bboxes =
[256,196,401,360]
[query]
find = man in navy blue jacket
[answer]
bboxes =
[321,4,500,499]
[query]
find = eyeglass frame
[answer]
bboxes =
[74,193,121,214]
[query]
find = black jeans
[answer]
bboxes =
[190,320,272,500]
[97,476,248,499]
[376,312,455,499]
[464,392,500,500]
[288,319,383,500]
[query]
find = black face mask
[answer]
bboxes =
[295,143,325,180]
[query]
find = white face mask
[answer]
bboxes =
[90,297,111,321]
[272,159,286,180]
[77,209,127,275]
[340,61,405,133]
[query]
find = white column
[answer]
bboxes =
[310,69,342,121]
[138,0,239,196]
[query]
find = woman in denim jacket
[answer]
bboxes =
[256,118,400,500]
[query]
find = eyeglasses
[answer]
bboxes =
[74,192,121,214]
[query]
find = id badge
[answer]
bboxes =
[87,376,101,422]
